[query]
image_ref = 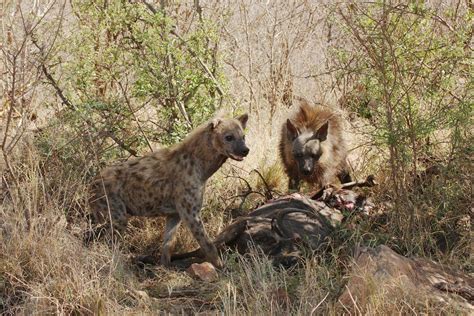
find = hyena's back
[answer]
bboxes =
[279,100,350,189]
[89,149,178,231]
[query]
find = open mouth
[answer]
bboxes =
[228,152,245,161]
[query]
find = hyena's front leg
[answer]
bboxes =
[160,214,181,266]
[177,199,222,268]
[337,160,352,184]
[289,176,301,191]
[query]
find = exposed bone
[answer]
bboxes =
[311,174,377,200]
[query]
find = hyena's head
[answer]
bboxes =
[286,119,329,176]
[209,114,250,161]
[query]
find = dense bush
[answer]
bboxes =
[332,1,472,263]
[56,0,226,160]
[1,0,472,314]
[333,2,472,192]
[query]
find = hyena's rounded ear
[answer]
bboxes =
[236,113,249,129]
[286,119,300,140]
[315,121,329,141]
[209,118,222,130]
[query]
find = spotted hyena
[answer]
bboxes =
[280,99,351,191]
[89,114,249,268]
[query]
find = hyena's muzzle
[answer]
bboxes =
[229,139,249,161]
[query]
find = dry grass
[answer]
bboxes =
[1,136,471,314]
[1,147,143,314]
[0,134,284,314]
[0,145,468,315]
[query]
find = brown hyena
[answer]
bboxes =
[279,99,351,191]
[88,114,249,268]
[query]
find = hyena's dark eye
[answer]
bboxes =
[294,152,303,158]
[225,135,235,142]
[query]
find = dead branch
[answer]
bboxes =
[251,169,274,200]
[117,81,153,152]
[434,282,474,303]
[223,173,267,212]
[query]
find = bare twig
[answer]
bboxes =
[117,81,153,152]
[250,169,274,200]
[434,282,474,302]
[34,44,138,157]
[224,173,267,211]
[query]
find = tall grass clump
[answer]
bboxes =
[218,249,342,315]
[0,145,150,314]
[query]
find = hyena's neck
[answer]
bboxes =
[175,130,227,181]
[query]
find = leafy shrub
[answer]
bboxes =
[332,2,472,194]
[54,0,226,161]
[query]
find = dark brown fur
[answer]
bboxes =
[279,99,351,191]
[89,114,249,268]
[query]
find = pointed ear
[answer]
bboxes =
[209,118,222,130]
[286,119,300,140]
[315,121,329,141]
[236,113,249,129]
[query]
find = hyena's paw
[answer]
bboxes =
[205,246,223,269]
[210,256,223,269]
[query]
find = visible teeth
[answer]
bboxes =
[228,152,244,161]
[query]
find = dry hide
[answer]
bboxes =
[171,181,374,267]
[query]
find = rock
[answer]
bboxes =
[186,262,219,282]
[338,245,474,313]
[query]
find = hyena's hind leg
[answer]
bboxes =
[160,214,182,266]
[85,193,129,244]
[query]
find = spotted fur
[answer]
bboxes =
[89,114,249,268]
